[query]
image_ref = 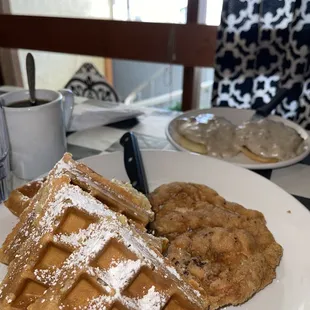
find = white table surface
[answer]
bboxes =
[1,85,310,212]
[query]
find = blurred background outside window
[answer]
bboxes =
[1,0,223,110]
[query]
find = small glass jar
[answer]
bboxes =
[0,100,11,202]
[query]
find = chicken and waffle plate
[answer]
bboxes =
[0,153,283,309]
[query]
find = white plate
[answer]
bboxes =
[1,151,310,309]
[166,108,310,170]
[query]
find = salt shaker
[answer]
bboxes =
[0,99,11,202]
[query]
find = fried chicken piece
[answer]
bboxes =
[167,227,282,309]
[149,182,283,309]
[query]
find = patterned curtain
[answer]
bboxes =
[213,0,310,128]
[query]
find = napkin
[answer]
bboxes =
[68,99,144,132]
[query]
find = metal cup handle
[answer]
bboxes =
[59,89,74,131]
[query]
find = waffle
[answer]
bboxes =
[0,174,208,309]
[0,153,154,265]
[5,153,153,225]
[4,179,45,217]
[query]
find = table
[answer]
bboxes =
[1,86,310,211]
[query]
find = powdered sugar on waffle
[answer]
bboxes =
[20,194,30,202]
[52,156,76,178]
[107,260,140,290]
[85,284,167,310]
[0,157,205,309]
[89,260,141,292]
[40,184,117,236]
[34,268,62,286]
[32,184,204,308]
[138,286,167,309]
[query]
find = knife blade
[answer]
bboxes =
[120,132,149,195]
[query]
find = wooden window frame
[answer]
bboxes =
[0,5,217,110]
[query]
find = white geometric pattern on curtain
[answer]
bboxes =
[213,0,310,128]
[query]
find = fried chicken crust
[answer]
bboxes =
[149,182,283,309]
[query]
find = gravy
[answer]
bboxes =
[175,114,307,161]
[176,114,239,158]
[236,119,306,160]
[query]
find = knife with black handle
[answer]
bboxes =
[252,88,290,120]
[120,132,149,195]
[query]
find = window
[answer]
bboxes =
[113,0,223,25]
